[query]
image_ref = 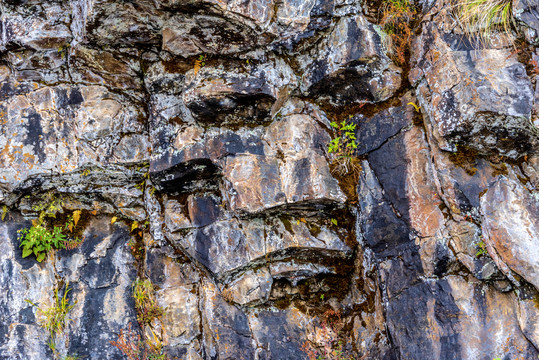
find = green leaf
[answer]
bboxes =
[1,205,7,221]
[331,218,338,226]
[22,248,33,258]
[36,253,46,262]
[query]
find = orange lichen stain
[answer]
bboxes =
[0,111,6,125]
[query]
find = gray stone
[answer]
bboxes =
[414,22,538,158]
[481,177,539,290]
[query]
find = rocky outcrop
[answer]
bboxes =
[1,0,539,359]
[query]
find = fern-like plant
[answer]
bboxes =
[328,118,361,176]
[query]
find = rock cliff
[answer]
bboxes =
[0,0,538,359]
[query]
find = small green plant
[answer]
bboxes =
[194,54,206,76]
[19,224,66,262]
[455,0,514,44]
[1,205,7,221]
[26,282,77,352]
[328,118,360,176]
[476,239,487,257]
[18,198,83,262]
[133,278,165,326]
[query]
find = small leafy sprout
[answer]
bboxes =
[331,218,338,226]
[26,282,77,352]
[320,294,325,300]
[327,118,359,176]
[476,239,487,257]
[19,224,66,262]
[1,205,7,221]
[194,54,207,76]
[19,207,84,262]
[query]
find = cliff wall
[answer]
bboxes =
[0,0,539,359]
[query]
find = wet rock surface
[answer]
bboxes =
[1,0,539,359]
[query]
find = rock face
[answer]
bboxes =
[1,0,539,359]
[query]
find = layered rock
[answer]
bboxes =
[1,0,539,359]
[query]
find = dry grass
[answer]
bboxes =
[110,323,167,360]
[301,310,355,360]
[380,0,417,65]
[455,0,514,44]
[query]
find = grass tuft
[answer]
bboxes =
[26,282,77,352]
[456,0,514,44]
[133,278,165,326]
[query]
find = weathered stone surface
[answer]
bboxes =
[247,307,312,360]
[182,59,296,124]
[354,93,414,155]
[447,220,503,282]
[162,14,263,57]
[517,296,539,349]
[201,279,254,360]
[481,177,539,289]
[0,216,138,359]
[0,2,72,51]
[221,267,272,305]
[387,276,538,359]
[82,0,166,46]
[150,112,346,209]
[144,248,202,355]
[0,68,148,193]
[413,22,539,158]
[298,13,402,107]
[176,215,351,280]
[3,0,539,359]
[514,0,539,43]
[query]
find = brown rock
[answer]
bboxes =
[481,177,539,289]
